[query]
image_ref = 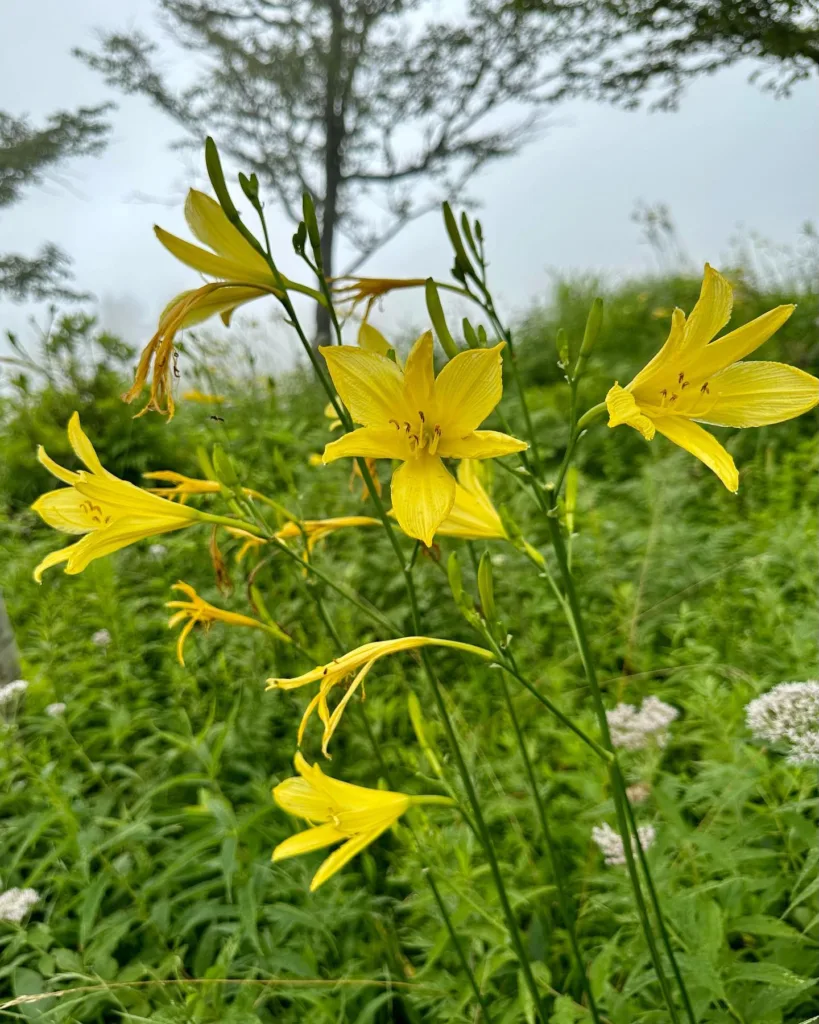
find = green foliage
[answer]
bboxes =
[1,269,817,1022]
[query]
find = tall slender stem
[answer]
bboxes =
[545,514,691,1024]
[498,667,602,1022]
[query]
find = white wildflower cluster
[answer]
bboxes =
[0,887,39,923]
[45,702,66,718]
[745,681,819,765]
[92,629,112,647]
[606,696,679,751]
[626,781,652,805]
[149,543,168,559]
[591,822,657,867]
[0,680,28,708]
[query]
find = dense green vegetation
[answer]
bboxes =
[1,269,817,1022]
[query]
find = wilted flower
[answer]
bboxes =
[45,702,66,718]
[607,696,679,751]
[92,629,111,647]
[0,680,28,707]
[592,822,656,867]
[0,887,39,923]
[269,635,493,756]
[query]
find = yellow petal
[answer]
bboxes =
[438,429,528,460]
[310,825,393,891]
[390,455,456,546]
[273,776,334,823]
[158,284,276,331]
[630,308,687,391]
[31,488,95,534]
[334,796,409,834]
[696,361,819,427]
[605,383,656,440]
[682,304,796,382]
[438,474,506,540]
[37,446,79,485]
[434,343,505,434]
[272,823,347,863]
[184,190,268,270]
[682,263,734,352]
[323,426,411,464]
[652,416,738,492]
[68,412,108,476]
[358,321,392,357]
[61,520,190,575]
[33,542,78,583]
[320,346,407,427]
[402,331,435,413]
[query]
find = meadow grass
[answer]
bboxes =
[0,272,817,1023]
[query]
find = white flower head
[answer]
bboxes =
[92,629,111,647]
[607,696,679,751]
[591,822,656,867]
[45,702,66,718]
[0,680,28,708]
[786,731,819,766]
[0,887,39,923]
[626,781,652,805]
[745,681,819,745]
[149,543,168,559]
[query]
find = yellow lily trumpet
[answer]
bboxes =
[606,264,818,491]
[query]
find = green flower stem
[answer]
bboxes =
[199,511,400,638]
[356,704,492,1020]
[268,269,548,1020]
[544,514,691,1024]
[497,666,603,1022]
[553,402,608,498]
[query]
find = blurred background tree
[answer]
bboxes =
[0,105,110,301]
[517,0,819,109]
[77,0,553,343]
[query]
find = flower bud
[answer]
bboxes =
[424,279,459,359]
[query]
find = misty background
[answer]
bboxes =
[2,0,818,367]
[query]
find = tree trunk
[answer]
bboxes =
[0,592,21,685]
[313,0,345,354]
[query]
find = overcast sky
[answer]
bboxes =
[3,0,818,367]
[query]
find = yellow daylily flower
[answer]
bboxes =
[272,752,452,891]
[183,389,225,404]
[331,275,427,319]
[125,189,322,419]
[437,460,507,540]
[143,470,222,503]
[268,635,492,756]
[167,581,286,666]
[32,413,202,582]
[320,331,527,546]
[276,516,381,553]
[606,264,818,491]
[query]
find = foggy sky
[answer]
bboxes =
[2,0,818,366]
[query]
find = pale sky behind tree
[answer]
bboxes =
[2,0,817,371]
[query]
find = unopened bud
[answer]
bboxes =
[425,279,458,359]
[477,551,497,631]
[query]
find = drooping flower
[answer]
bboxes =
[275,516,382,553]
[321,331,527,545]
[272,752,452,891]
[32,413,202,581]
[591,822,656,867]
[331,275,428,320]
[268,636,492,756]
[124,189,323,418]
[0,887,40,924]
[606,696,679,751]
[167,581,289,666]
[606,264,818,490]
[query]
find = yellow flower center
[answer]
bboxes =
[389,409,443,457]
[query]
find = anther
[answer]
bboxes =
[700,382,710,394]
[418,411,425,423]
[670,393,678,402]
[681,381,690,389]
[660,389,668,399]
[389,419,400,429]
[678,372,685,384]
[404,421,411,433]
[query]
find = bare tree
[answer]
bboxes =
[77,0,553,342]
[0,105,111,301]
[516,0,819,111]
